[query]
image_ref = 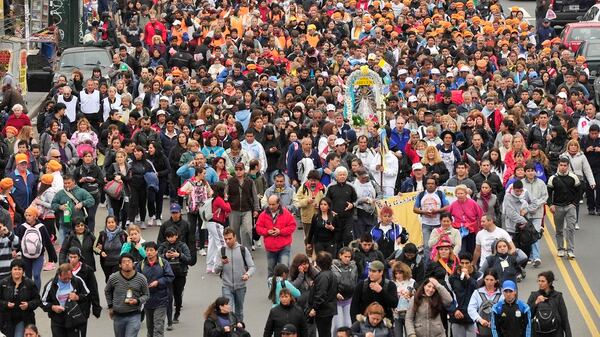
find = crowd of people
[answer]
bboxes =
[0,0,593,335]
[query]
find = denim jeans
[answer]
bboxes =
[24,255,44,290]
[86,203,99,234]
[530,218,543,260]
[222,287,247,321]
[58,222,73,245]
[113,313,142,337]
[421,224,440,265]
[266,245,291,277]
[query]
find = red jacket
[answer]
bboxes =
[4,114,31,136]
[212,196,231,225]
[255,207,296,252]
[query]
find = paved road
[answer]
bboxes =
[25,201,596,337]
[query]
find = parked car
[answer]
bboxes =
[545,0,596,27]
[560,22,600,52]
[580,4,600,21]
[575,40,600,80]
[53,46,112,83]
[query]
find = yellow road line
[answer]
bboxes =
[546,209,600,318]
[541,226,600,336]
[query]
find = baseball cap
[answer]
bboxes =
[170,203,182,213]
[405,77,414,83]
[334,138,346,146]
[156,110,166,116]
[281,324,297,335]
[398,69,408,75]
[408,95,418,103]
[326,104,336,111]
[412,162,424,170]
[159,95,169,101]
[459,65,470,72]
[369,260,385,271]
[368,53,377,60]
[172,19,182,25]
[15,153,27,164]
[431,68,440,75]
[196,119,206,126]
[446,72,455,78]
[502,280,517,292]
[557,92,568,99]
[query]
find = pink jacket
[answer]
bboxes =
[447,198,483,233]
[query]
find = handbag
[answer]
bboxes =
[104,180,124,199]
[144,172,159,191]
[64,300,87,328]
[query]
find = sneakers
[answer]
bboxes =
[575,223,580,230]
[43,262,56,271]
[156,219,162,227]
[533,259,542,268]
[568,251,576,259]
[557,249,566,258]
[589,210,596,216]
[166,324,173,331]
[257,241,262,248]
[173,313,180,324]
[251,245,256,251]
[516,273,524,282]
[199,248,207,256]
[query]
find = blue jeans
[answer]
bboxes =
[58,222,73,246]
[530,218,543,260]
[86,203,99,234]
[266,245,291,277]
[113,313,142,337]
[422,224,440,266]
[222,287,247,321]
[24,255,44,290]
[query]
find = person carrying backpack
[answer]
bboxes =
[468,269,503,337]
[213,227,256,322]
[527,271,572,337]
[15,206,57,290]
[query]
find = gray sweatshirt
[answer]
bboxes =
[502,187,531,233]
[105,271,149,314]
[214,243,256,290]
[521,177,549,219]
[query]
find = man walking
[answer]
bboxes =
[256,195,296,276]
[105,254,149,337]
[547,158,582,259]
[214,228,256,321]
[136,242,174,337]
[225,162,260,248]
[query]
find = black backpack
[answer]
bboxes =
[533,300,560,333]
[219,246,249,277]
[477,292,501,337]
[519,219,541,247]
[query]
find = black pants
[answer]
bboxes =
[510,232,532,270]
[109,196,127,229]
[128,186,147,222]
[101,263,119,283]
[461,232,477,256]
[188,212,206,249]
[354,209,376,239]
[315,316,333,337]
[51,322,83,337]
[336,216,354,247]
[168,273,187,323]
[147,179,167,219]
[314,241,336,257]
[587,173,600,211]
[169,173,182,203]
[42,217,57,240]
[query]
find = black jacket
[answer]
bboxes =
[204,313,245,337]
[308,269,337,317]
[527,288,572,337]
[59,229,97,271]
[547,172,581,207]
[158,217,197,266]
[73,263,101,318]
[350,278,398,322]
[74,163,105,203]
[148,152,171,181]
[263,303,309,337]
[41,274,89,326]
[325,182,357,218]
[0,276,40,329]
[448,271,479,324]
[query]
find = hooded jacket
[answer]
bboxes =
[351,314,393,337]
[59,229,97,271]
[502,186,531,233]
[294,181,326,224]
[213,243,256,290]
[521,177,549,219]
[263,302,309,337]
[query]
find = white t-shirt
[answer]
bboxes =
[475,226,512,267]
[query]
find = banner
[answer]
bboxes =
[374,187,457,249]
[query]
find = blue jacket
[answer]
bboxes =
[136,256,175,309]
[176,163,218,185]
[491,299,531,337]
[8,169,36,210]
[389,128,410,153]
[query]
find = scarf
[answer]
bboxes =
[106,227,120,241]
[479,190,492,213]
[304,180,325,197]
[439,257,457,275]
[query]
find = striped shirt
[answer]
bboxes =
[104,271,149,314]
[0,233,18,278]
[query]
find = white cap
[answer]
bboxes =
[431,68,440,75]
[172,20,182,25]
[337,2,345,9]
[159,95,169,101]
[557,92,568,99]
[326,104,336,111]
[446,72,455,78]
[405,77,414,83]
[334,138,346,146]
[368,53,377,60]
[156,110,166,116]
[459,65,471,72]
[412,163,424,170]
[196,119,206,126]
[408,95,418,103]
[398,69,408,75]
